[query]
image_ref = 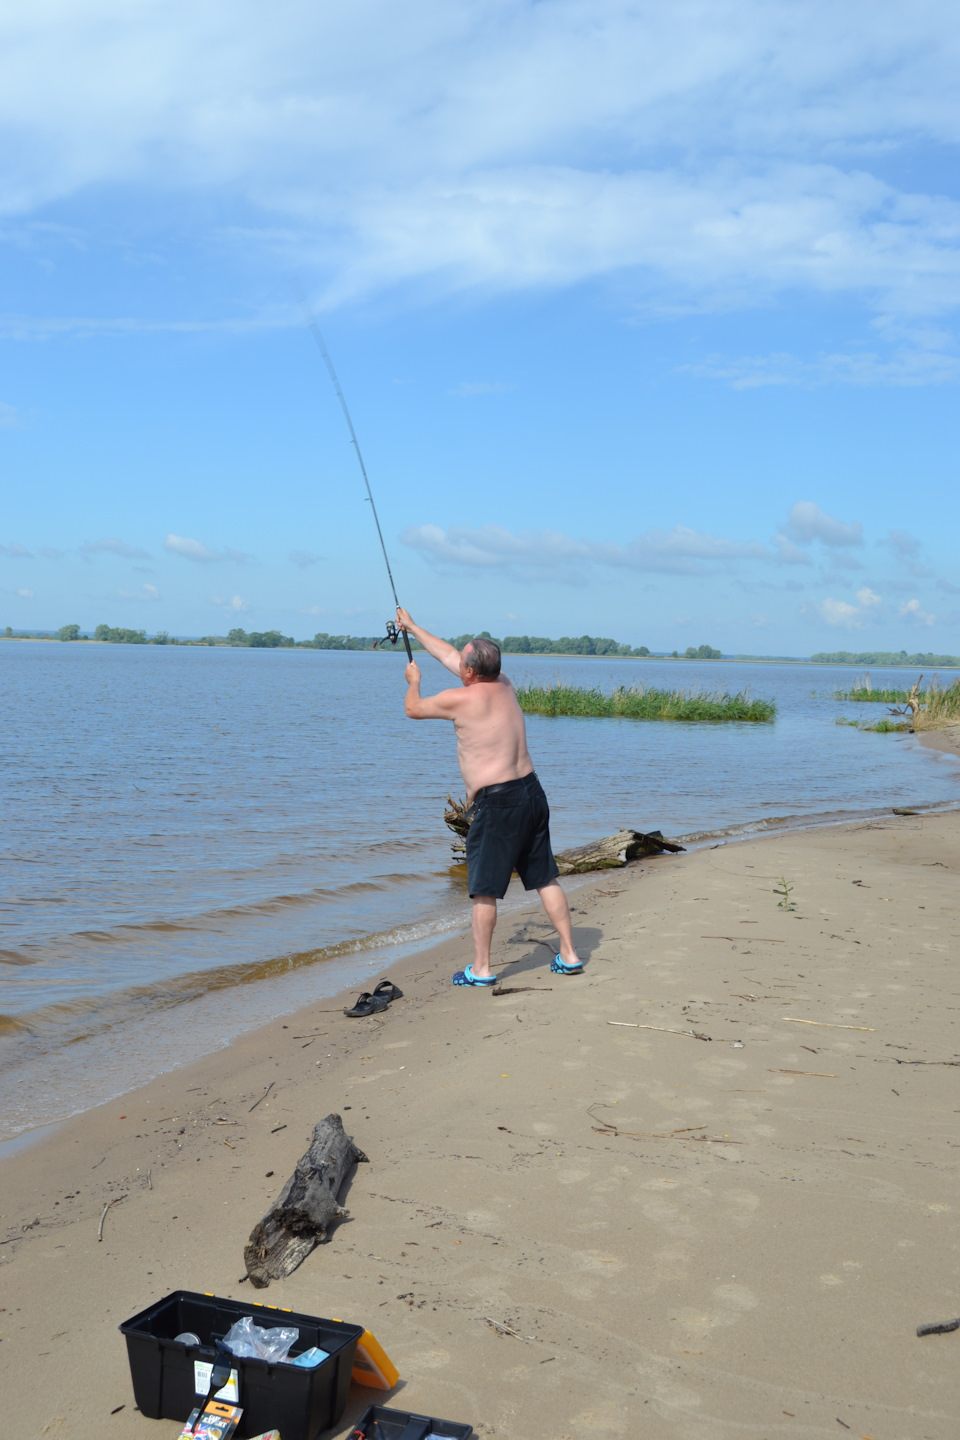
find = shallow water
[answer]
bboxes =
[2,641,958,1138]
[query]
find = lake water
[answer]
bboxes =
[2,641,958,1141]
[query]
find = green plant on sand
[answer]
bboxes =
[774,876,797,911]
[514,682,776,723]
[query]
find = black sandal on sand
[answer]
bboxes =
[344,991,391,1018]
[372,980,403,1003]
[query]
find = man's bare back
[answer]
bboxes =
[397,609,532,798]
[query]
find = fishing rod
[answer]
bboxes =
[302,305,414,663]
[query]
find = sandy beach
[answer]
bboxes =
[4,806,960,1439]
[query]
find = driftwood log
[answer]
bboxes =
[444,795,684,871]
[243,1113,367,1288]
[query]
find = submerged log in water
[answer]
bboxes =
[243,1113,367,1287]
[444,796,684,870]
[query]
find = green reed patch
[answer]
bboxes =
[834,686,921,703]
[515,682,776,723]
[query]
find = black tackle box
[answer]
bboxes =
[119,1289,363,1440]
[352,1403,474,1439]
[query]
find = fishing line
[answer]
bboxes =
[301,300,413,662]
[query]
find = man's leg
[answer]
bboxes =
[471,895,498,978]
[537,881,581,967]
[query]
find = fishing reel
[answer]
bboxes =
[375,619,413,662]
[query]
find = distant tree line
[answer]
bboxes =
[33,625,727,658]
[811,650,960,667]
[447,631,652,657]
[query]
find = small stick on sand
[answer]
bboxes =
[98,1195,126,1242]
[483,1317,532,1340]
[702,935,785,943]
[147,1168,152,1190]
[781,1018,875,1032]
[249,1082,275,1112]
[608,1022,711,1041]
[770,1069,836,1078]
[917,1317,960,1337]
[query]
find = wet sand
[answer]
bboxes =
[4,809,960,1439]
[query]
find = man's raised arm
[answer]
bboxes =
[396,608,462,676]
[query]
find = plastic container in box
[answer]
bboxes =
[119,1290,362,1440]
[352,1403,474,1439]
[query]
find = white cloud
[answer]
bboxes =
[772,534,813,566]
[299,604,327,615]
[1,541,32,557]
[82,537,151,559]
[782,501,863,548]
[448,381,513,397]
[16,587,34,597]
[815,586,882,628]
[402,520,773,580]
[3,2,960,325]
[289,549,321,568]
[117,583,160,601]
[899,597,935,626]
[683,344,960,389]
[164,533,250,563]
[210,594,249,612]
[0,401,22,427]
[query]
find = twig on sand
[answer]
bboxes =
[492,985,553,996]
[249,1082,275,1112]
[483,1317,533,1341]
[702,935,785,943]
[587,1104,742,1144]
[147,1168,153,1190]
[98,1195,127,1242]
[781,1017,875,1032]
[917,1317,960,1337]
[608,1022,712,1041]
[770,1069,836,1078]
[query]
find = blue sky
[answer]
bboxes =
[2,0,959,653]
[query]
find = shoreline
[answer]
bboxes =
[5,807,960,1437]
[6,779,960,1149]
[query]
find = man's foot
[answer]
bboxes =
[452,965,497,987]
[550,954,584,976]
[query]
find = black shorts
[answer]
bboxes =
[466,772,560,899]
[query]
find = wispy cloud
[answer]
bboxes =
[0,402,23,427]
[16,587,34,598]
[899,597,935,627]
[815,586,883,629]
[117,583,160,601]
[0,541,32,557]
[82,537,151,559]
[402,521,774,581]
[210,594,249,612]
[448,381,513,397]
[165,534,251,563]
[289,549,321,568]
[781,502,863,549]
[3,2,960,330]
[683,344,960,389]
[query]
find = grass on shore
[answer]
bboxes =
[835,686,920,703]
[515,682,776,723]
[835,674,960,732]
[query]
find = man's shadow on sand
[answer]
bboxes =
[495,923,604,980]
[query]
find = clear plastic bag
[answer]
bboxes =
[221,1315,299,1363]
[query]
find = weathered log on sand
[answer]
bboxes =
[243,1113,368,1288]
[555,829,684,873]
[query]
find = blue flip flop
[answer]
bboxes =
[452,965,497,987]
[550,953,584,975]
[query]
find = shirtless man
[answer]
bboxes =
[397,608,583,987]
